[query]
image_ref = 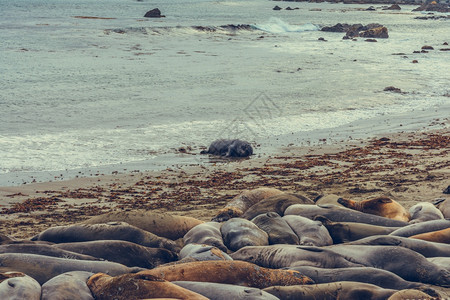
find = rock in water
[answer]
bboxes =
[144,8,165,18]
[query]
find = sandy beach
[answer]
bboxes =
[1,125,448,239]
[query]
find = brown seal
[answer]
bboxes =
[338,196,410,222]
[410,227,450,244]
[212,187,284,222]
[137,260,314,288]
[87,273,208,300]
[83,211,203,240]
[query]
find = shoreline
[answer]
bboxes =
[1,101,449,187]
[0,124,448,239]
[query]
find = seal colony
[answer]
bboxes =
[0,130,449,299]
[0,188,449,299]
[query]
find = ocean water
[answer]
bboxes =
[1,0,449,185]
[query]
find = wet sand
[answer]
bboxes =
[0,126,448,239]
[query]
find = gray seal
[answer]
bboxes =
[183,222,228,252]
[201,139,253,157]
[31,222,180,252]
[0,253,142,285]
[41,271,94,300]
[389,219,450,237]
[55,240,178,268]
[285,204,408,227]
[220,218,269,251]
[0,272,41,300]
[409,202,444,224]
[230,245,363,269]
[251,212,299,245]
[283,215,333,246]
[174,281,279,300]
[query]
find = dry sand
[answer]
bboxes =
[0,128,449,239]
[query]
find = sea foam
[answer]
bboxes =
[254,18,319,34]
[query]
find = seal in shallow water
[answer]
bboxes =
[201,139,253,157]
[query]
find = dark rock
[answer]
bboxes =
[444,42,449,45]
[286,6,294,10]
[383,4,401,10]
[440,48,450,51]
[366,6,376,11]
[273,5,282,10]
[384,86,402,93]
[421,45,434,50]
[412,2,449,13]
[444,185,450,194]
[413,50,421,53]
[321,23,352,32]
[359,26,388,39]
[144,8,165,18]
[318,37,327,41]
[365,39,377,42]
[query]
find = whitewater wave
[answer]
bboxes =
[104,24,255,36]
[253,18,319,34]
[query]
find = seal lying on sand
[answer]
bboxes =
[212,187,284,222]
[87,273,208,300]
[137,260,314,288]
[201,139,253,157]
[0,272,41,300]
[337,196,410,222]
[41,271,94,300]
[31,222,180,252]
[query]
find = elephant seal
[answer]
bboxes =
[325,244,450,286]
[201,139,253,157]
[173,281,279,300]
[231,245,364,269]
[410,227,450,244]
[242,193,314,220]
[0,243,99,261]
[0,272,41,300]
[427,257,450,271]
[183,221,228,252]
[0,234,14,244]
[41,271,94,300]
[388,289,436,300]
[288,266,423,290]
[346,235,450,257]
[284,204,408,227]
[87,272,208,300]
[314,194,346,207]
[0,253,142,285]
[433,198,450,218]
[283,215,333,246]
[389,219,450,237]
[138,260,313,288]
[251,212,299,245]
[264,281,398,300]
[315,216,397,243]
[31,222,180,252]
[83,211,203,240]
[179,244,232,261]
[337,196,410,222]
[212,187,284,222]
[409,202,444,224]
[220,218,269,251]
[55,240,178,268]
